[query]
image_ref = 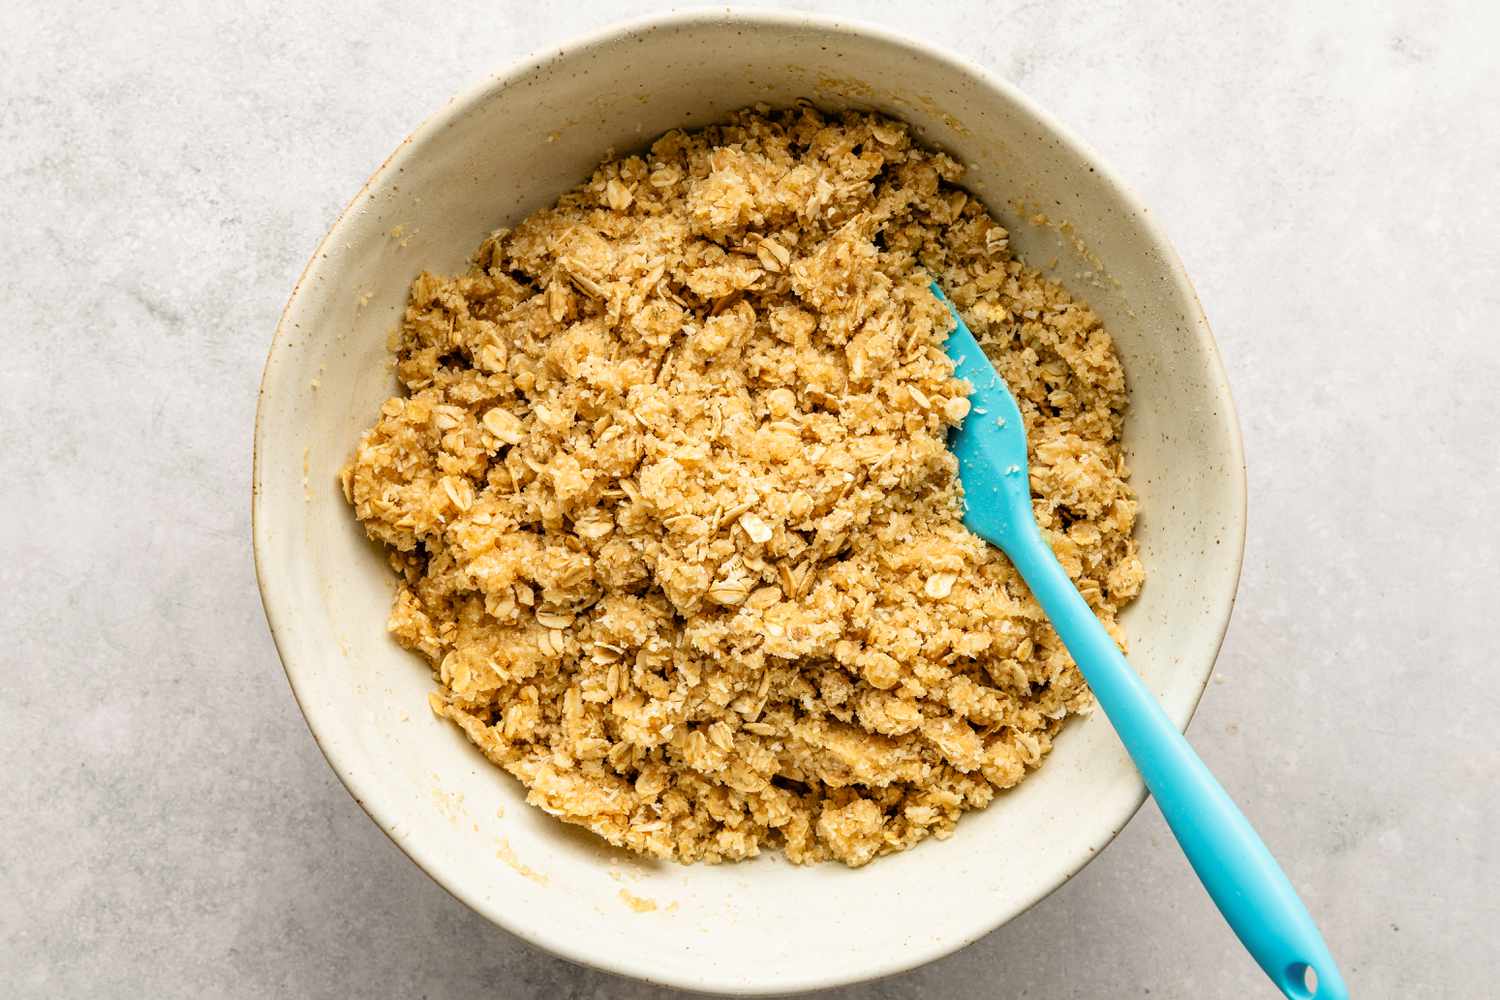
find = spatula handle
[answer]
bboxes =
[1004,523,1347,1000]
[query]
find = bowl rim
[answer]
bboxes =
[253,7,1248,994]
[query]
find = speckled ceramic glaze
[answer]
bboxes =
[253,10,1246,995]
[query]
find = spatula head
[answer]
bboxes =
[933,283,1034,550]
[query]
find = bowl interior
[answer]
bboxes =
[254,12,1244,995]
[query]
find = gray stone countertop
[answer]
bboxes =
[3,2,1495,997]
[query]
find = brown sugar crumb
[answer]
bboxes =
[342,106,1143,867]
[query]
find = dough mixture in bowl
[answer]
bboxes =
[342,106,1143,867]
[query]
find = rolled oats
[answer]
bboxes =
[343,106,1143,867]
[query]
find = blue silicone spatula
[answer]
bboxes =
[934,283,1346,1000]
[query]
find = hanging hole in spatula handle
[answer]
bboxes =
[1284,961,1320,998]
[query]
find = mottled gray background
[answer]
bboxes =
[3,1,1496,997]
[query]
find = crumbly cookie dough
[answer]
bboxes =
[342,105,1143,867]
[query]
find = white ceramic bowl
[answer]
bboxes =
[254,10,1246,995]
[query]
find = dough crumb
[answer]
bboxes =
[619,889,658,913]
[495,836,549,885]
